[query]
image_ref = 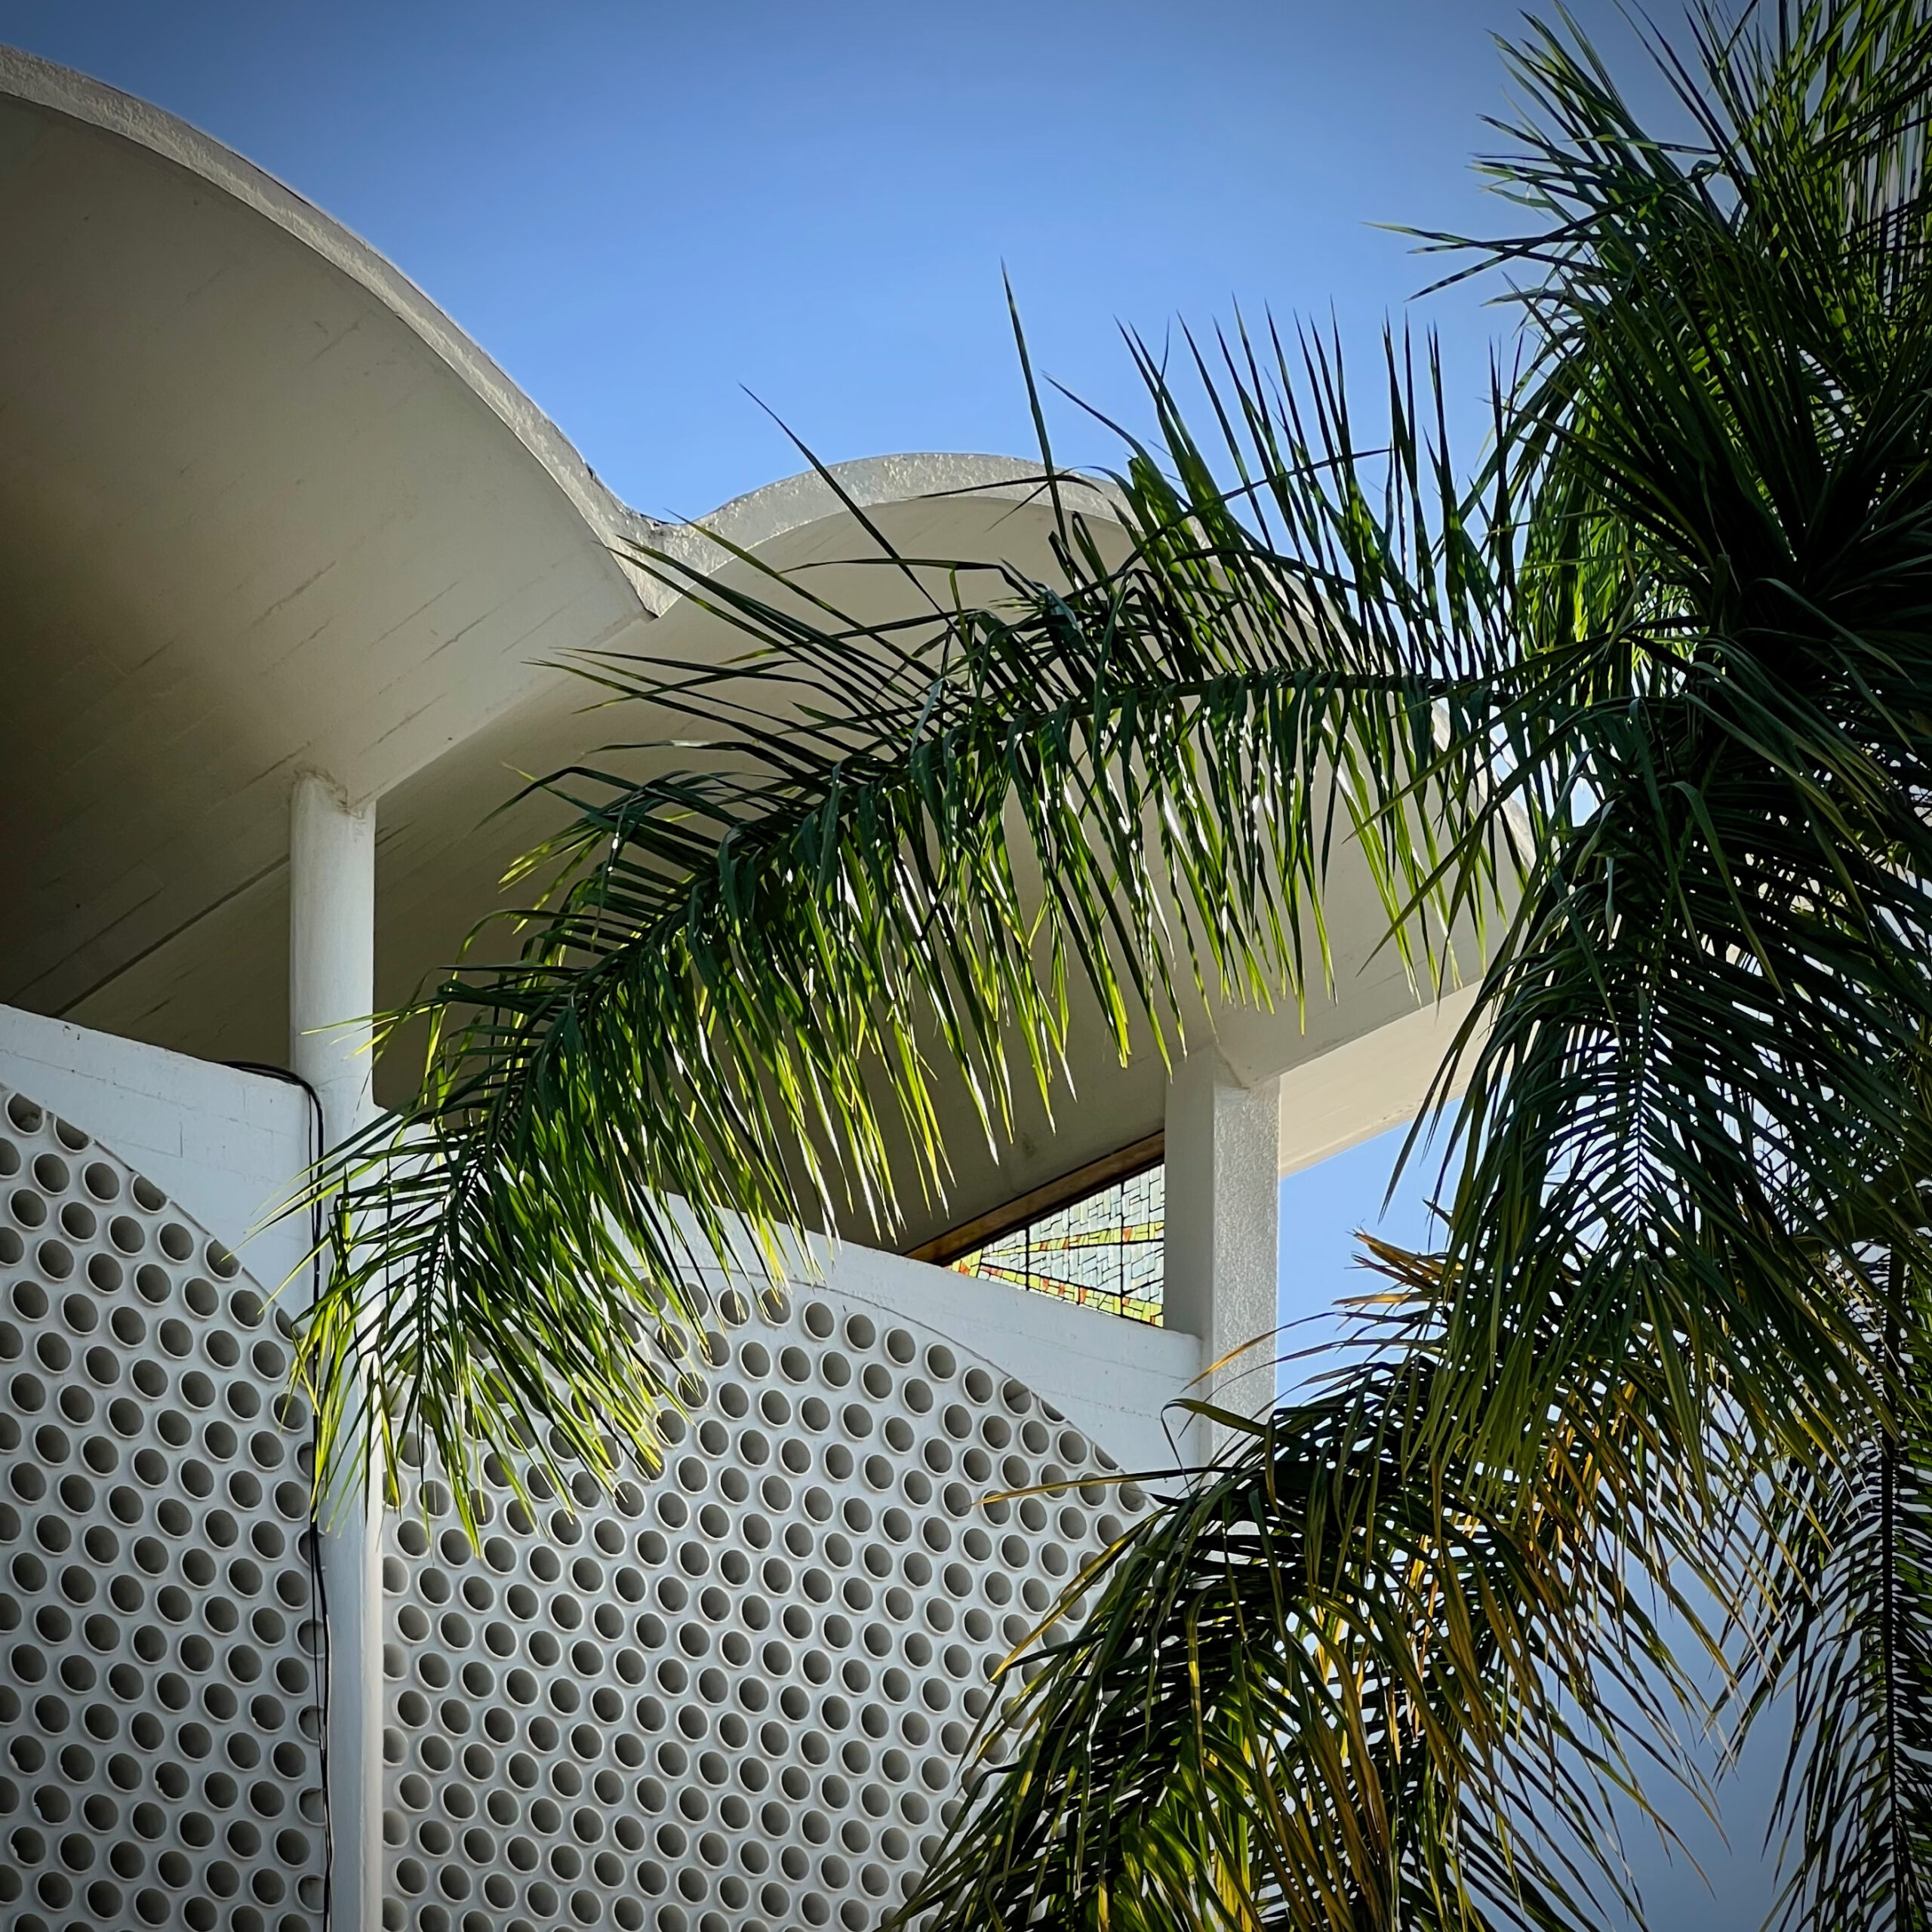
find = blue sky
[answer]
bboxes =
[2,5,1780,1918]
[1278,1124,1437,1359]
[0,0,1665,517]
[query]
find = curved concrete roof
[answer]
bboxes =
[0,46,1466,1250]
[0,44,642,551]
[0,48,1060,1029]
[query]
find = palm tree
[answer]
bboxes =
[303,2,1932,1924]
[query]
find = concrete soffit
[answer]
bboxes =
[0,42,1464,1196]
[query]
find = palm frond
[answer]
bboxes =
[1411,0,1932,1484]
[297,319,1515,1521]
[1723,1247,1932,1931]
[290,2,1932,1924]
[912,1257,1718,1932]
[912,4,1932,1926]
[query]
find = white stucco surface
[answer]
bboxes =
[822,1244,1198,1480]
[0,1003,312,1297]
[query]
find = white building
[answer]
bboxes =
[0,48,1463,1932]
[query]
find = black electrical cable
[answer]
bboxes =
[225,1060,333,1932]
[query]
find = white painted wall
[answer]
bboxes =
[0,1001,313,1300]
[0,1001,1198,1481]
[825,1242,1198,1479]
[0,998,1206,1932]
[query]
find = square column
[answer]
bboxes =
[1164,1050,1280,1451]
[289,771,382,1932]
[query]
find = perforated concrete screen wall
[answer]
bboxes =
[381,1289,1149,1932]
[0,1078,1153,1932]
[0,1085,326,1932]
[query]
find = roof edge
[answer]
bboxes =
[643,452,1123,611]
[0,48,1126,630]
[0,42,646,549]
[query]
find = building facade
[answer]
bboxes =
[0,47,1460,1932]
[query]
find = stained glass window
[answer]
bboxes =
[948,1162,1164,1324]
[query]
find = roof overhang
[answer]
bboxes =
[0,46,1473,1249]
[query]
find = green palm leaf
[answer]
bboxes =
[1733,1257,1932,1930]
[908,6,1932,1923]
[294,0,1932,1923]
[915,1254,1713,1932]
[299,317,1512,1515]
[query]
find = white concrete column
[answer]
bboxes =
[291,772,377,1141]
[288,771,381,1932]
[1164,1049,1281,1451]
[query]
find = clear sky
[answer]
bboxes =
[0,3,1777,1920]
[0,0,1666,518]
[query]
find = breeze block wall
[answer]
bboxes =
[380,1286,1149,1932]
[0,1017,1172,1932]
[0,1081,326,1932]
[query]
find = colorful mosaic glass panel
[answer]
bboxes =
[949,1163,1164,1324]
